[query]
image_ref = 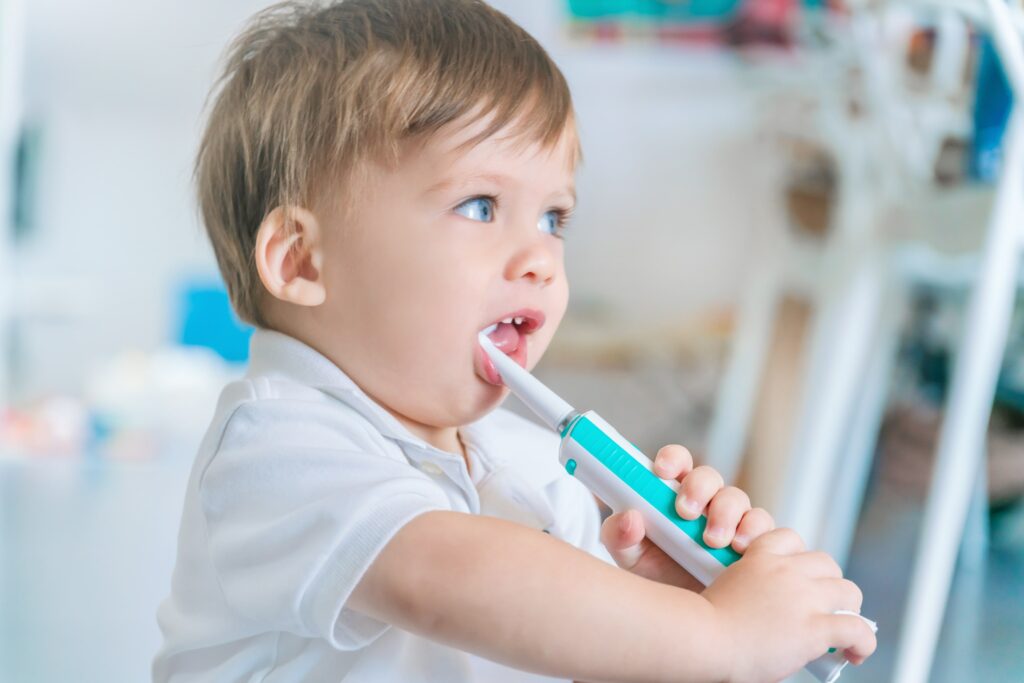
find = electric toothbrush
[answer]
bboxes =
[478,330,876,683]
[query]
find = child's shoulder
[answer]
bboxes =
[193,373,423,514]
[202,372,395,475]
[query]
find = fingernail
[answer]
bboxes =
[733,534,749,549]
[678,497,699,517]
[622,511,634,533]
[707,527,726,542]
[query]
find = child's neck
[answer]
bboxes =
[386,410,473,477]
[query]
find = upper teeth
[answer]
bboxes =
[501,316,525,325]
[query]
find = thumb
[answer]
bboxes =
[599,509,649,570]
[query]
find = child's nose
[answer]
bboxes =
[504,233,558,286]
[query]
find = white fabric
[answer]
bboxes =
[154,329,615,682]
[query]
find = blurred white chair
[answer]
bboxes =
[706,2,1024,681]
[892,2,1024,681]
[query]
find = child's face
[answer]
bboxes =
[315,114,576,438]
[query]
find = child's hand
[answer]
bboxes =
[703,528,877,682]
[598,445,774,590]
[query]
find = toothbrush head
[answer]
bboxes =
[476,326,575,431]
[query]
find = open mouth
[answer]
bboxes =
[476,309,545,386]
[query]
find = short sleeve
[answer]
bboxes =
[198,402,452,650]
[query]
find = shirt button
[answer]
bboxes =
[420,462,443,476]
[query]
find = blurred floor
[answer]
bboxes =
[0,455,192,682]
[843,478,1024,682]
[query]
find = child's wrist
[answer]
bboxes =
[700,596,739,683]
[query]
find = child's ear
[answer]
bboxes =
[254,206,327,307]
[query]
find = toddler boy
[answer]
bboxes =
[154,2,876,681]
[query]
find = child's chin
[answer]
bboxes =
[466,381,508,413]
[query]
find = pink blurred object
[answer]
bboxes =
[722,0,798,48]
[0,395,89,458]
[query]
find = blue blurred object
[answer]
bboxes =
[567,0,742,21]
[176,278,253,364]
[970,36,1014,182]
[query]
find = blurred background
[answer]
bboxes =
[1,0,1023,681]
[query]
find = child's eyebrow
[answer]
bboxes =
[424,172,577,205]
[424,172,513,197]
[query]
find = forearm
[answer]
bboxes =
[349,510,728,683]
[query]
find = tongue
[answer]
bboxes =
[487,322,519,352]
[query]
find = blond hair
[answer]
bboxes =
[196,0,579,327]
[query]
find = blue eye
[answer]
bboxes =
[538,210,560,236]
[539,208,571,239]
[454,196,495,222]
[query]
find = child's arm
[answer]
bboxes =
[349,510,726,681]
[348,511,876,683]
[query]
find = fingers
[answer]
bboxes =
[745,527,806,556]
[822,578,864,614]
[793,551,843,579]
[656,449,774,552]
[653,444,694,481]
[675,465,724,520]
[702,486,751,548]
[818,612,878,664]
[768,545,863,604]
[732,507,774,552]
[599,509,648,570]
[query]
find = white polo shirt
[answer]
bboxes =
[153,329,615,682]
